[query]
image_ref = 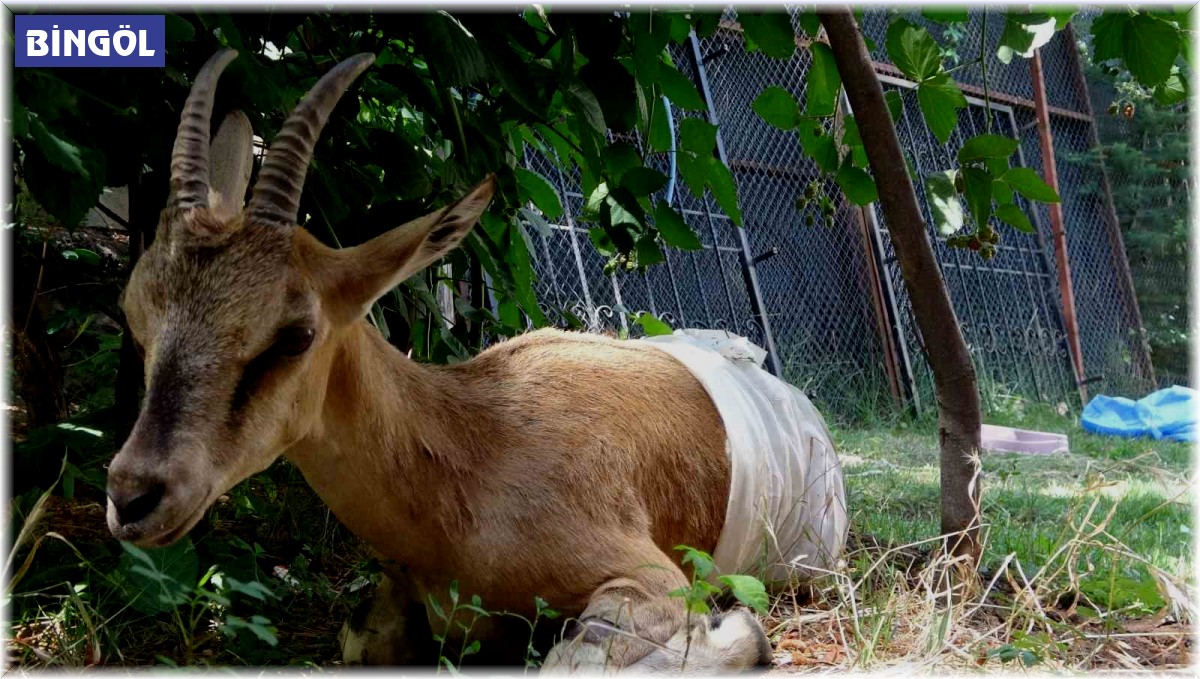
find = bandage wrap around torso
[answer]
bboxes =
[634,330,848,584]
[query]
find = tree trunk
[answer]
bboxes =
[820,8,983,564]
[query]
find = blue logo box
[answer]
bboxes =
[15,15,165,67]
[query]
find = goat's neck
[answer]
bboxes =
[285,321,478,568]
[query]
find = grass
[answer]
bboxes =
[5,398,1195,671]
[797,400,1195,672]
[836,405,1192,582]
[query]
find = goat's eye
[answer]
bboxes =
[274,327,315,357]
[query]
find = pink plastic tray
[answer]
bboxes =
[980,424,1069,455]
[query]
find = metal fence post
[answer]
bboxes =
[687,31,784,377]
[1031,49,1090,406]
[1062,23,1158,392]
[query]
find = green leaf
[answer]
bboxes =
[630,12,672,87]
[1124,13,1182,87]
[692,12,722,39]
[1154,68,1188,105]
[675,545,716,580]
[678,153,743,226]
[223,576,277,602]
[581,57,640,132]
[885,90,904,121]
[751,86,800,130]
[962,167,994,230]
[636,233,665,267]
[798,12,821,38]
[842,116,862,147]
[886,18,944,81]
[992,179,1015,205]
[996,203,1035,233]
[996,13,1059,64]
[29,118,85,175]
[917,74,967,143]
[520,207,553,239]
[836,162,878,206]
[634,311,674,336]
[1002,167,1061,203]
[797,119,839,173]
[667,13,693,44]
[739,12,797,60]
[564,81,607,135]
[1092,12,1183,87]
[806,42,841,117]
[922,9,969,24]
[1047,9,1078,29]
[679,118,718,156]
[621,167,669,196]
[584,182,610,218]
[118,538,199,615]
[925,170,965,235]
[1090,13,1128,63]
[985,156,1011,177]
[718,574,770,614]
[678,152,709,200]
[224,614,279,646]
[707,159,743,226]
[654,200,702,250]
[843,117,868,167]
[62,248,101,266]
[12,101,28,139]
[658,62,706,111]
[605,193,641,230]
[603,141,643,182]
[417,12,491,87]
[648,96,673,152]
[588,226,615,257]
[514,167,563,219]
[957,134,1020,163]
[164,13,196,43]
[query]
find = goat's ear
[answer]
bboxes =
[309,175,496,325]
[207,110,254,223]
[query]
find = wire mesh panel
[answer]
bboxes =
[868,85,1076,411]
[696,25,893,414]
[1014,108,1157,395]
[512,7,1153,418]
[516,46,765,350]
[858,9,1153,402]
[859,10,1089,113]
[1084,53,1191,388]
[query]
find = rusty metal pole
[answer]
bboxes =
[1030,49,1089,405]
[1062,24,1158,391]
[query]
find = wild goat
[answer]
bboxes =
[105,50,848,672]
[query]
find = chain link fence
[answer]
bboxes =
[1077,38,1191,389]
[516,8,1158,420]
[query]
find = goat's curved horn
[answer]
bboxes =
[247,53,375,226]
[170,49,239,210]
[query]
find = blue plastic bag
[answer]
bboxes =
[1081,385,1197,443]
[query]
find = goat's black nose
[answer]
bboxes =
[110,483,166,526]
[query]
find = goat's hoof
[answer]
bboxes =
[541,608,771,674]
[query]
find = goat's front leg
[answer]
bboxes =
[339,570,437,665]
[541,543,771,674]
